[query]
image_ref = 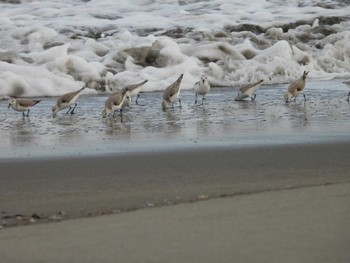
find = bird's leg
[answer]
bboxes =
[70,103,78,114]
[66,106,72,114]
[347,92,350,102]
[26,110,30,117]
[201,96,206,106]
[112,110,116,118]
[22,112,26,117]
[135,94,145,106]
[302,93,306,102]
[251,94,257,101]
[178,99,182,108]
[195,93,198,105]
[119,108,123,116]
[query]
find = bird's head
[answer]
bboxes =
[102,108,110,118]
[8,98,16,108]
[284,93,292,103]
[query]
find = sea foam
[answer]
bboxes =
[0,0,349,97]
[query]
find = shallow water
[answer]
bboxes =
[0,79,349,159]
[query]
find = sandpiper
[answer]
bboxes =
[284,71,309,103]
[162,74,184,110]
[235,79,264,101]
[194,75,210,105]
[121,79,148,106]
[343,81,350,102]
[102,89,130,117]
[52,87,86,116]
[8,98,41,117]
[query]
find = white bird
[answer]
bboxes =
[102,89,130,118]
[343,81,350,102]
[194,75,210,105]
[8,98,41,117]
[52,87,86,116]
[121,79,148,106]
[162,74,184,110]
[284,71,309,103]
[235,80,264,101]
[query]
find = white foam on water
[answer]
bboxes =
[0,0,349,96]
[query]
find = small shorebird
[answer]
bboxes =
[235,79,264,101]
[194,75,210,105]
[162,74,184,110]
[52,87,86,116]
[8,98,41,117]
[102,89,130,117]
[284,71,309,103]
[343,81,350,102]
[121,79,148,106]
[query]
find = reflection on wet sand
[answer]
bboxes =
[57,127,82,144]
[49,115,84,144]
[285,101,309,128]
[103,117,132,138]
[236,100,258,111]
[164,108,182,134]
[194,107,211,135]
[8,117,35,146]
[52,115,78,126]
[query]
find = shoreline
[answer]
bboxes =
[1,80,350,159]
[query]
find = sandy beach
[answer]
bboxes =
[1,1,350,260]
[1,80,350,261]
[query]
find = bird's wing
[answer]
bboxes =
[124,80,148,92]
[168,82,180,97]
[17,99,40,107]
[111,92,123,106]
[239,83,254,93]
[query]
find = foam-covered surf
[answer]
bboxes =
[0,0,349,97]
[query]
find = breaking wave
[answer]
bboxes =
[0,0,349,97]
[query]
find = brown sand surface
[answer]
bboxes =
[1,142,349,227]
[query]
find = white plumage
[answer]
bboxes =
[235,80,264,101]
[343,81,350,102]
[102,89,130,117]
[52,87,86,116]
[162,74,184,110]
[284,71,309,102]
[194,75,210,105]
[8,98,41,117]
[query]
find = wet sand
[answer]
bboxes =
[1,183,349,263]
[0,79,350,227]
[0,79,349,159]
[1,136,350,227]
